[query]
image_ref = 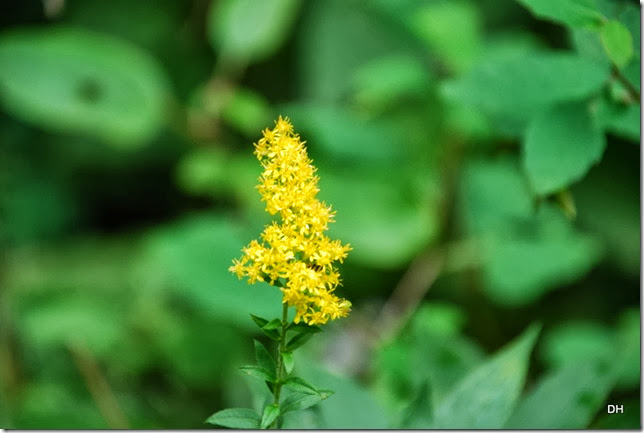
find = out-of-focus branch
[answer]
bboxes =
[67,342,130,429]
[612,65,641,103]
[375,248,445,343]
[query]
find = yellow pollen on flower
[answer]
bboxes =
[230,116,351,325]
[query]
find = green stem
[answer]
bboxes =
[270,303,289,428]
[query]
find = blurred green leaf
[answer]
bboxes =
[16,382,107,429]
[541,321,613,369]
[598,101,640,141]
[320,167,439,269]
[399,381,434,429]
[600,20,634,68]
[505,359,615,429]
[442,53,610,120]
[515,0,604,28]
[155,314,241,387]
[460,158,602,305]
[287,358,389,428]
[459,158,533,235]
[432,324,540,429]
[523,102,606,195]
[412,302,467,338]
[134,215,283,328]
[206,407,261,429]
[0,27,169,146]
[539,313,639,391]
[352,55,431,110]
[260,404,280,429]
[222,88,273,137]
[614,309,640,389]
[482,207,602,305]
[410,0,482,73]
[375,303,484,428]
[284,104,411,162]
[18,295,124,358]
[208,0,300,63]
[175,148,229,197]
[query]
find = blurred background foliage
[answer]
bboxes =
[0,0,640,429]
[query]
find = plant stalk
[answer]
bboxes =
[270,303,289,428]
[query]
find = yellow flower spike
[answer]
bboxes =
[230,116,351,325]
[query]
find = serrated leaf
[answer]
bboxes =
[205,408,261,429]
[282,376,319,395]
[281,391,331,414]
[260,404,280,429]
[239,365,275,382]
[505,360,615,429]
[0,27,169,147]
[432,324,540,429]
[288,322,322,334]
[600,20,634,69]
[515,0,604,28]
[281,351,295,374]
[286,332,314,352]
[254,340,276,376]
[523,101,606,195]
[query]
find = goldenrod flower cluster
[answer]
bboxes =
[230,117,352,325]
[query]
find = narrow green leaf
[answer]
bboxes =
[260,404,280,429]
[263,318,282,330]
[251,314,280,340]
[250,314,269,328]
[515,0,604,28]
[205,408,261,429]
[288,322,323,334]
[432,324,541,429]
[282,376,319,395]
[239,365,275,382]
[600,20,634,69]
[281,351,295,374]
[262,328,281,341]
[281,391,332,414]
[286,332,314,352]
[505,359,615,428]
[254,340,276,375]
[523,101,606,195]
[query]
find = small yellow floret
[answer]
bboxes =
[230,116,351,325]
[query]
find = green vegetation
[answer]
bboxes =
[0,0,639,429]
